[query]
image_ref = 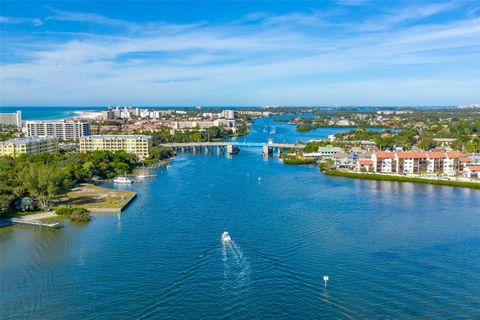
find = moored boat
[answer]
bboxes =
[114,176,133,184]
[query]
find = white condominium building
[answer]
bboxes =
[79,135,152,160]
[26,120,90,140]
[0,110,22,128]
[0,136,57,157]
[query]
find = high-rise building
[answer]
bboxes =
[222,110,235,119]
[79,135,152,160]
[0,110,22,128]
[25,120,90,140]
[101,108,115,120]
[0,136,57,157]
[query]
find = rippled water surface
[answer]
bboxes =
[1,117,480,319]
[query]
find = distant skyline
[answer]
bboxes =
[1,0,479,106]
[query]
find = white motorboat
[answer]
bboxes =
[221,231,232,242]
[113,176,133,184]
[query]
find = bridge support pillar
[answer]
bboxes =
[262,145,271,157]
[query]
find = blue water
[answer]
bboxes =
[0,117,479,319]
[239,116,389,144]
[0,106,104,120]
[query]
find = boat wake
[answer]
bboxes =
[222,239,250,291]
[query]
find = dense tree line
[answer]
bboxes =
[0,125,20,141]
[147,126,233,145]
[0,151,138,214]
[298,108,480,152]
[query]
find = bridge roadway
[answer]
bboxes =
[160,141,305,148]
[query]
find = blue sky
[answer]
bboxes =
[0,0,479,106]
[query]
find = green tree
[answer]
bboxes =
[21,164,71,210]
[303,141,320,153]
[417,138,435,151]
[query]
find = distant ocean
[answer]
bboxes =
[0,105,453,121]
[0,106,104,120]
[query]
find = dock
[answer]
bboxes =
[10,217,62,229]
[0,212,63,229]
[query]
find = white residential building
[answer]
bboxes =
[372,151,462,174]
[317,146,344,157]
[0,136,57,157]
[79,135,152,160]
[25,120,90,140]
[0,110,22,128]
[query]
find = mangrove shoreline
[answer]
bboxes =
[323,170,480,189]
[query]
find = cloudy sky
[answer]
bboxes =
[0,0,479,106]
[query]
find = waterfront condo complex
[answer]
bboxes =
[25,120,90,140]
[0,136,57,157]
[371,151,466,174]
[79,134,152,160]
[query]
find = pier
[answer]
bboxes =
[1,217,62,229]
[0,212,62,229]
[10,218,62,228]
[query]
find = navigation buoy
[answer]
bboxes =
[323,275,329,288]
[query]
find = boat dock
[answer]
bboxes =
[10,218,62,229]
[0,212,63,229]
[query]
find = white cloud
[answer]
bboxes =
[0,16,43,26]
[1,2,479,106]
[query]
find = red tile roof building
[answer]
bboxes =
[355,159,374,172]
[463,165,480,178]
[372,151,464,174]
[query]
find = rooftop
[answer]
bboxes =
[0,136,55,145]
[359,159,374,165]
[81,134,151,139]
[26,120,90,124]
[396,152,427,159]
[375,151,396,158]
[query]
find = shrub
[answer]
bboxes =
[15,197,35,212]
[55,205,91,222]
[319,159,335,171]
[70,208,90,222]
[284,158,315,165]
[55,205,72,215]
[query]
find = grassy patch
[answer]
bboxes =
[324,170,480,189]
[283,158,315,165]
[58,184,136,209]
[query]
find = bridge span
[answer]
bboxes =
[159,141,305,156]
[160,142,237,155]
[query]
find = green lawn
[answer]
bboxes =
[58,184,137,209]
[324,170,480,189]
